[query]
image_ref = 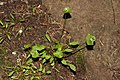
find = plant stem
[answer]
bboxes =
[64,44,86,58]
[60,19,67,42]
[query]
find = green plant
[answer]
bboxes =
[86,34,96,46]
[0,20,12,43]
[25,35,78,72]
[7,64,43,80]
[0,13,25,43]
[6,7,96,79]
[63,7,72,14]
[61,7,72,41]
[7,33,78,79]
[32,5,36,15]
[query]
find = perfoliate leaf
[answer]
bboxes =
[64,48,73,53]
[86,34,95,45]
[53,50,63,58]
[61,59,67,65]
[64,7,72,13]
[45,33,51,43]
[68,64,76,72]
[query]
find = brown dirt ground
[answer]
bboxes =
[0,0,120,80]
[43,0,120,80]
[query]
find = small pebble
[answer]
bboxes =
[12,51,16,55]
[19,29,23,34]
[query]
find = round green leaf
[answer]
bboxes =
[64,7,72,13]
[86,34,95,45]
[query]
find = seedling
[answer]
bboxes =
[86,34,96,50]
[0,20,12,43]
[0,13,26,44]
[63,7,72,19]
[32,5,36,15]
